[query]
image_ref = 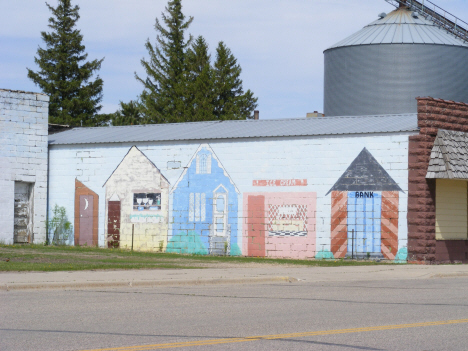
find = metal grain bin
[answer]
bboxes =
[324,7,468,117]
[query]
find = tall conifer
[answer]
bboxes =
[27,0,105,126]
[185,36,215,122]
[136,0,193,124]
[213,42,258,120]
[111,100,144,126]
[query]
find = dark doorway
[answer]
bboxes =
[107,201,121,248]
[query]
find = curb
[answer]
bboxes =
[1,276,297,291]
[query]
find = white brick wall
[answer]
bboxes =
[49,132,412,257]
[0,89,49,244]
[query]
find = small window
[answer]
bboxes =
[201,193,206,221]
[195,193,201,221]
[189,193,194,222]
[189,193,206,222]
[133,193,161,211]
[200,154,207,174]
[216,195,225,213]
[196,153,211,174]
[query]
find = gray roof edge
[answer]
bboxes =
[50,113,418,132]
[48,114,418,146]
[48,129,418,146]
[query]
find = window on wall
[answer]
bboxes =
[189,193,206,222]
[196,154,211,174]
[133,193,161,211]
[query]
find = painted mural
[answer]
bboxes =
[243,179,316,258]
[103,146,170,251]
[74,179,99,246]
[168,144,241,255]
[327,148,404,259]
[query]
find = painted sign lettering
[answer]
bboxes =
[253,179,308,187]
[355,192,374,198]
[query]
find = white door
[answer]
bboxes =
[213,193,228,237]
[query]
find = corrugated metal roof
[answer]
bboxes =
[327,7,468,50]
[426,129,468,179]
[48,114,418,145]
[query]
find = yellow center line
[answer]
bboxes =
[82,318,468,351]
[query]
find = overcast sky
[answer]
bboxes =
[2,0,467,119]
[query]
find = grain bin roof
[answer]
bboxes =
[327,7,468,51]
[48,113,418,145]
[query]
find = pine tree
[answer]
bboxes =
[111,100,144,126]
[27,0,105,126]
[185,36,215,122]
[136,0,193,124]
[213,42,258,120]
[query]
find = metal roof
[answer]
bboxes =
[327,7,468,51]
[426,129,468,179]
[48,114,418,146]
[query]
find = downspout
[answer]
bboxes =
[46,142,50,245]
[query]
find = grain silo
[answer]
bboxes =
[323,5,468,117]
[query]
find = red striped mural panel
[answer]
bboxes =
[331,191,347,258]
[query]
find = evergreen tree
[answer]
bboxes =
[111,100,144,126]
[27,0,105,126]
[213,42,258,120]
[136,0,193,124]
[185,36,215,122]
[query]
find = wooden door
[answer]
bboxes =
[14,182,33,243]
[347,192,382,255]
[107,201,121,248]
[79,195,94,245]
[247,195,265,257]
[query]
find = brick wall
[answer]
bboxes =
[0,89,49,244]
[408,98,468,263]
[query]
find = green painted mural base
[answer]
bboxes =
[230,243,242,256]
[315,250,335,260]
[394,247,408,264]
[166,231,209,255]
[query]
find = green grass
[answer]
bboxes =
[0,244,392,272]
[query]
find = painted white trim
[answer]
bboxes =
[109,193,120,201]
[213,184,228,193]
[170,144,240,194]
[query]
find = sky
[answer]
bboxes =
[1,0,467,120]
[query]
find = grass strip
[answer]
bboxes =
[0,244,393,272]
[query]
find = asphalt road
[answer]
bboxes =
[2,275,468,351]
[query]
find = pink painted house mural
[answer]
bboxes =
[243,185,316,258]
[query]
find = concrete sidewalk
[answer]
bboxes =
[2,264,468,291]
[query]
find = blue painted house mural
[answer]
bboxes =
[168,144,241,255]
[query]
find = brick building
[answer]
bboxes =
[408,98,468,263]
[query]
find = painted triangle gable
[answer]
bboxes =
[171,144,240,193]
[326,148,403,195]
[103,146,169,187]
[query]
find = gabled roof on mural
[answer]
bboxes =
[103,145,169,187]
[48,114,418,145]
[326,147,403,195]
[426,129,468,179]
[170,144,240,194]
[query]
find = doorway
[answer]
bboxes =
[14,182,33,243]
[347,191,382,258]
